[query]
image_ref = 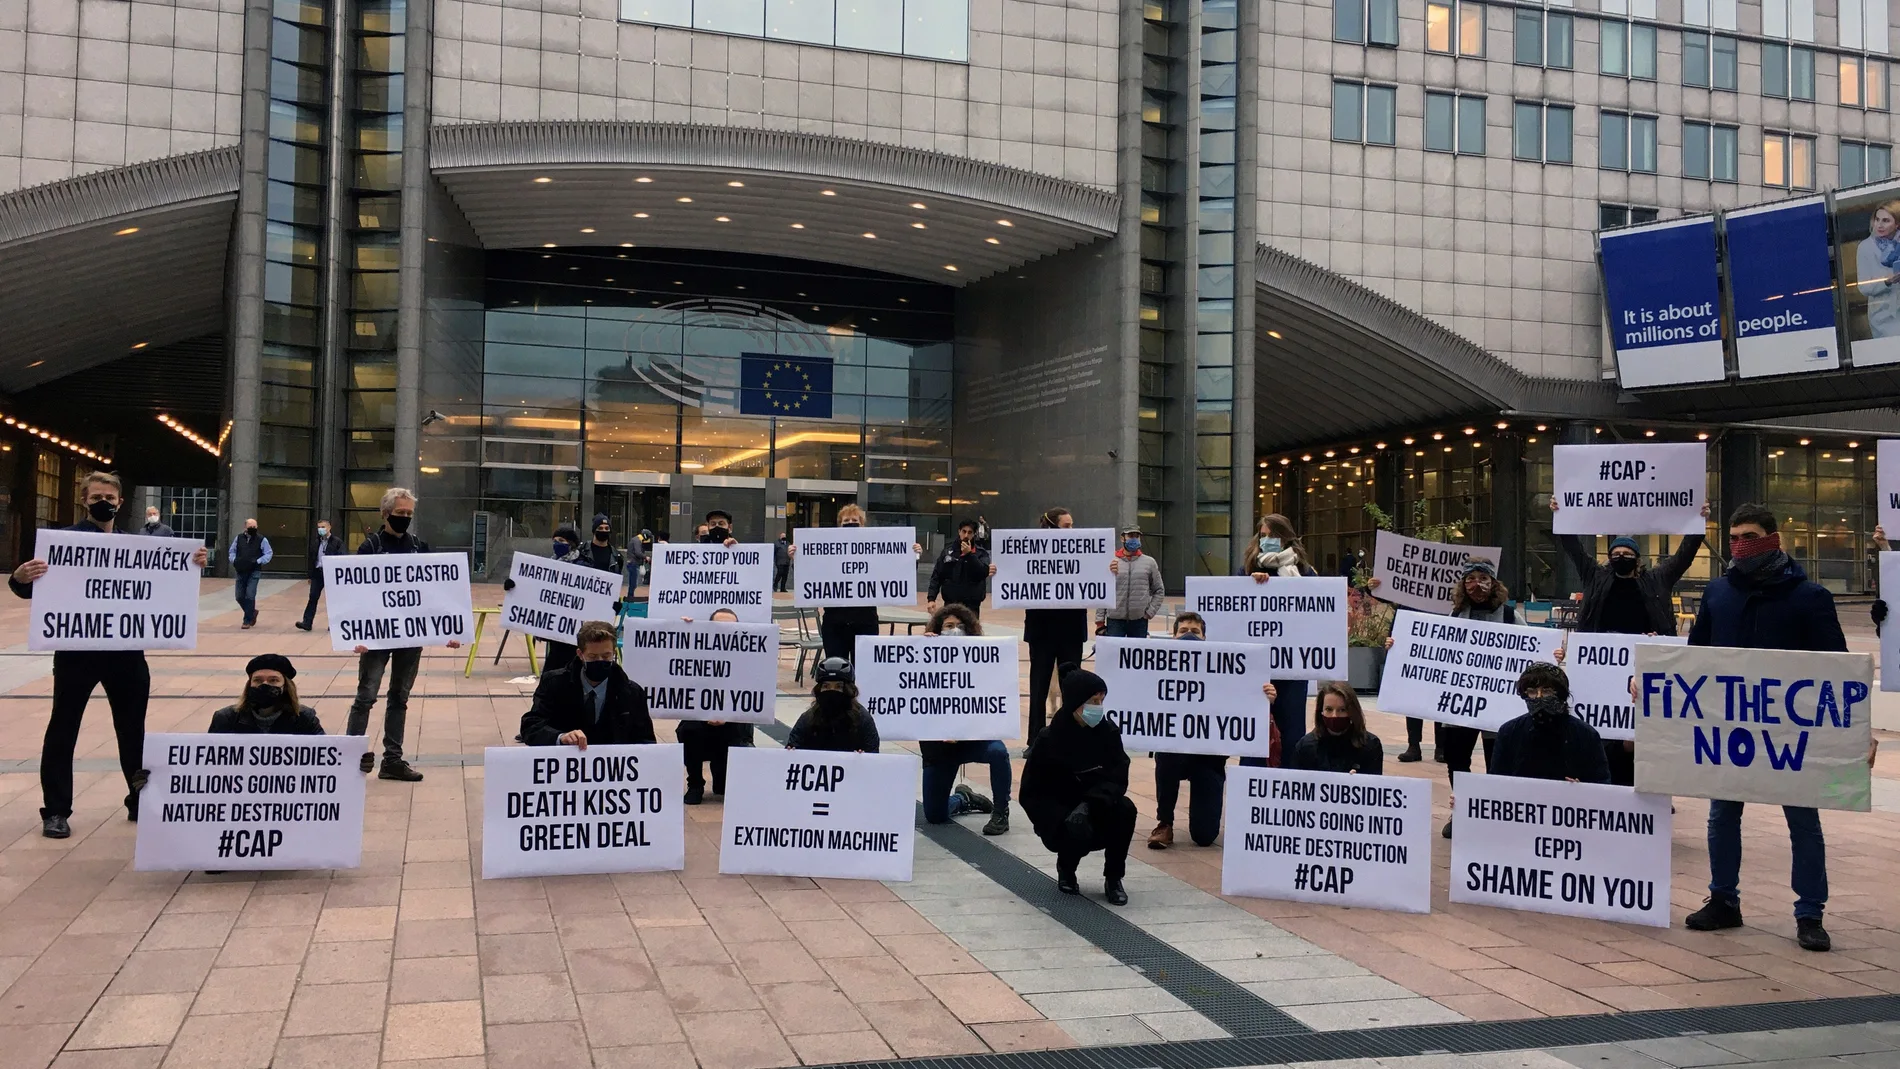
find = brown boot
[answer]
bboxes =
[1147,823,1173,850]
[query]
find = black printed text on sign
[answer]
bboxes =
[135,733,369,871]
[1184,576,1348,681]
[988,528,1116,608]
[1094,637,1276,759]
[322,552,474,651]
[647,543,775,624]
[1553,443,1707,536]
[1221,767,1433,913]
[1878,441,1900,536]
[855,635,1021,741]
[1560,633,1686,741]
[620,620,778,725]
[1448,773,1672,928]
[1377,609,1562,732]
[481,744,685,878]
[500,552,620,645]
[1885,553,1900,694]
[29,530,203,651]
[1368,530,1502,615]
[792,527,917,607]
[719,749,920,882]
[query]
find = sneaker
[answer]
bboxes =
[1685,897,1744,931]
[1797,917,1832,952]
[1397,745,1422,763]
[684,784,704,805]
[360,753,375,773]
[1147,822,1174,850]
[41,815,70,839]
[1104,879,1128,906]
[294,621,312,631]
[952,784,993,814]
[1056,871,1080,895]
[1440,819,1453,840]
[377,758,424,782]
[982,808,1009,836]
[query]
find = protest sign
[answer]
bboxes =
[1635,644,1873,811]
[1880,441,1900,536]
[719,748,920,881]
[1378,609,1561,732]
[1561,633,1688,741]
[1553,443,1708,537]
[28,529,202,651]
[499,552,620,646]
[989,528,1116,608]
[134,733,368,871]
[1094,637,1276,758]
[620,620,778,724]
[1886,554,1900,694]
[646,542,774,623]
[1368,530,1502,614]
[322,552,473,651]
[855,635,1021,740]
[1184,576,1348,681]
[481,744,685,878]
[793,527,918,607]
[1221,767,1433,913]
[1448,773,1672,928]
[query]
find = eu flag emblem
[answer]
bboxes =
[740,352,833,418]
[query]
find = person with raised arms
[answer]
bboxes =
[917,604,1010,835]
[519,620,655,750]
[786,657,881,752]
[208,654,325,736]
[1021,665,1136,905]
[674,607,755,803]
[1286,682,1384,775]
[1486,663,1608,784]
[1147,612,1280,850]
[1023,507,1091,743]
[789,503,921,660]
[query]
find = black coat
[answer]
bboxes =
[208,703,327,735]
[786,704,880,752]
[1688,556,1847,653]
[1022,608,1087,647]
[1489,713,1612,783]
[519,660,657,746]
[1288,730,1384,775]
[308,532,345,576]
[928,542,991,606]
[1018,711,1129,843]
[10,520,130,599]
[1559,534,1703,636]
[357,529,430,555]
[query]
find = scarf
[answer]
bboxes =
[1878,235,1900,270]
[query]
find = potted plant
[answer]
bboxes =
[1348,502,1468,693]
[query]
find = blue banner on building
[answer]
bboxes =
[1599,218,1726,388]
[1725,198,1840,379]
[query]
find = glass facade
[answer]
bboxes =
[1194,0,1238,576]
[1137,0,1181,565]
[620,0,969,62]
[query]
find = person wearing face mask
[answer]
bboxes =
[502,523,586,673]
[927,519,993,618]
[786,657,881,752]
[626,527,651,593]
[1487,663,1609,784]
[1411,559,1516,839]
[675,608,756,803]
[141,507,174,538]
[1242,514,1319,752]
[208,655,325,736]
[1098,525,1165,638]
[519,621,655,749]
[1019,665,1136,904]
[1147,613,1280,850]
[700,510,739,547]
[792,504,923,659]
[1287,682,1384,775]
[582,514,629,578]
[1023,508,1094,743]
[227,517,274,629]
[296,519,346,632]
[917,604,1011,834]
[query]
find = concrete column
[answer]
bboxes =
[1491,433,1528,596]
[1553,422,1595,594]
[1228,0,1260,574]
[1113,0,1145,535]
[1720,431,1765,531]
[393,0,434,490]
[223,0,275,566]
[314,0,353,528]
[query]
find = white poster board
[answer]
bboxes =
[1368,530,1502,615]
[619,620,778,724]
[646,543,774,623]
[1635,644,1873,811]
[1448,773,1673,928]
[28,530,203,651]
[1561,633,1689,741]
[322,552,473,650]
[500,552,620,645]
[1378,610,1562,732]
[1094,637,1276,758]
[1184,576,1349,681]
[719,748,919,882]
[1881,441,1900,537]
[988,528,1116,608]
[481,744,685,878]
[1222,767,1433,914]
[135,733,369,871]
[792,527,918,607]
[1552,443,1708,536]
[1885,553,1900,693]
[854,635,1021,740]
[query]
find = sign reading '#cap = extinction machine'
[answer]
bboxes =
[1221,767,1433,914]
[792,527,918,607]
[619,620,779,724]
[719,748,920,882]
[645,543,774,624]
[29,530,203,651]
[1094,637,1277,759]
[500,552,620,646]
[988,528,1116,608]
[1377,609,1563,732]
[1183,576,1348,681]
[1561,633,1687,741]
[322,552,473,650]
[1635,644,1873,811]
[854,635,1021,741]
[1448,774,1673,928]
[1600,216,1726,388]
[135,734,369,871]
[1726,197,1842,378]
[481,744,685,879]
[1552,443,1708,536]
[1368,530,1502,615]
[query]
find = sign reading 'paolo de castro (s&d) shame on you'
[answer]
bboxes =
[322,553,473,650]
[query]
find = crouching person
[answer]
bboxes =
[1020,665,1137,906]
[1488,662,1610,784]
[209,655,325,736]
[520,621,656,748]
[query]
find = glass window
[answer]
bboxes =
[1630,24,1656,79]
[1842,140,1892,184]
[1457,1,1483,55]
[1457,94,1485,154]
[766,0,833,44]
[904,0,967,61]
[1684,120,1711,178]
[1513,9,1541,64]
[1426,0,1452,52]
[1870,59,1889,110]
[1548,12,1572,67]
[1365,84,1396,144]
[621,0,690,25]
[694,0,764,34]
[835,0,902,52]
[1336,0,1365,42]
[1631,114,1657,171]
[1513,101,1541,160]
[1600,204,1631,229]
[1332,81,1364,141]
[1601,20,1627,75]
[1844,54,1865,106]
[1369,0,1398,45]
[1684,30,1709,86]
[1600,111,1629,169]
[1713,35,1738,88]
[1764,42,1789,97]
[1713,124,1739,180]
[1792,46,1815,98]
[1426,91,1454,151]
[1764,131,1816,188]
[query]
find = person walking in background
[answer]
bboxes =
[228,517,272,629]
[773,533,791,592]
[927,517,991,617]
[917,604,1011,835]
[1287,682,1384,775]
[208,654,325,736]
[626,528,651,592]
[296,518,345,632]
[1020,665,1136,905]
[1242,512,1318,751]
[1024,507,1092,743]
[141,506,174,538]
[1099,525,1164,638]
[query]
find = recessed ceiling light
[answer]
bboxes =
[911,222,926,229]
[1267,330,1282,339]
[728,180,745,187]
[943,265,958,272]
[533,177,552,184]
[114,227,139,236]
[620,242,634,248]
[543,243,556,248]
[716,216,730,222]
[28,359,45,366]
[910,202,927,209]
[821,190,836,196]
[676,196,693,203]
[862,232,876,239]
[128,343,146,351]
[790,223,804,229]
[579,227,595,233]
[985,237,1000,244]
[634,212,649,218]
[635,176,652,183]
[996,219,1013,227]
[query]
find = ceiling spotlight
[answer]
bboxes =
[862,232,876,239]
[911,222,926,229]
[1696,432,1710,441]
[27,359,45,367]
[1266,330,1282,339]
[579,227,595,233]
[821,190,836,196]
[620,242,634,248]
[676,196,693,203]
[1374,442,1388,450]
[727,180,745,187]
[997,219,1013,227]
[790,223,805,229]
[1535,424,1548,431]
[542,243,556,248]
[986,237,1000,244]
[1643,429,1657,437]
[944,265,958,272]
[634,212,649,218]
[635,176,652,183]
[1495,421,1509,429]
[910,202,927,209]
[715,216,731,222]
[115,227,140,236]
[128,343,146,351]
[1800,438,1811,446]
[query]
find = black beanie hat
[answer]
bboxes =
[245,653,296,680]
[1058,666,1107,716]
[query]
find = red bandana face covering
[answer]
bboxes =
[1729,532,1781,559]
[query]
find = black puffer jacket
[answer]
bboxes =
[1558,534,1703,636]
[1019,709,1129,845]
[786,702,881,752]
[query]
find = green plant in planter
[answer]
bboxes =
[1346,501,1470,646]
[1347,592,1395,648]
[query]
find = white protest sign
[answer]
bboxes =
[719,748,920,881]
[500,552,620,645]
[135,733,368,871]
[1562,633,1688,741]
[481,744,685,879]
[1184,576,1348,681]
[1881,441,1900,536]
[1369,530,1502,614]
[29,530,202,651]
[646,542,774,623]
[1094,637,1276,758]
[322,552,473,650]
[793,527,918,607]
[1222,767,1433,914]
[619,620,778,724]
[1378,609,1562,732]
[1635,644,1873,811]
[1449,773,1672,928]
[1553,443,1707,536]
[989,528,1116,608]
[1885,553,1900,693]
[855,635,1021,740]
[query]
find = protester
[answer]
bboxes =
[701,510,738,547]
[141,506,174,538]
[1023,507,1093,744]
[1020,665,1136,904]
[1148,612,1279,849]
[208,654,325,735]
[626,528,651,591]
[581,514,627,585]
[227,517,272,629]
[1287,682,1383,775]
[927,518,992,617]
[786,656,881,752]
[917,604,1010,834]
[502,523,586,674]
[295,518,345,632]
[1099,525,1164,637]
[773,533,792,592]
[9,471,211,838]
[1871,525,1890,632]
[1243,513,1319,751]
[792,503,921,659]
[1487,663,1609,783]
[519,620,655,748]
[676,608,755,803]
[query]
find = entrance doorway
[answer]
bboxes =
[786,491,858,535]
[593,486,669,544]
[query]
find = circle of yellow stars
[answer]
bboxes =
[761,360,815,411]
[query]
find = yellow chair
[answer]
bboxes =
[465,606,539,677]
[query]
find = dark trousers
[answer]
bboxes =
[681,724,753,793]
[542,641,576,676]
[773,563,790,592]
[299,572,325,627]
[1050,795,1138,882]
[921,741,1012,823]
[1605,740,1635,787]
[42,651,151,818]
[819,616,880,659]
[1268,679,1309,754]
[1439,725,1494,782]
[1153,752,1226,846]
[234,570,261,624]
[347,647,422,760]
[1102,617,1149,638]
[1027,636,1084,741]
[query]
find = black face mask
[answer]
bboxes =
[1610,556,1639,577]
[247,683,284,708]
[1322,716,1350,735]
[840,521,861,528]
[594,528,610,542]
[246,525,258,535]
[1526,694,1568,726]
[815,689,853,714]
[709,526,730,541]
[583,660,614,682]
[386,514,412,534]
[88,500,118,523]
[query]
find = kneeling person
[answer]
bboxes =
[676,608,756,803]
[918,604,1010,835]
[1287,682,1382,774]
[1488,662,1610,784]
[209,655,325,736]
[520,621,656,748]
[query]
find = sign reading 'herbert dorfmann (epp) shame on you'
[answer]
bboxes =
[792,527,917,607]
[1184,576,1348,681]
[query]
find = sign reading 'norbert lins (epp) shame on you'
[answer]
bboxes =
[619,620,778,725]
[322,552,473,651]
[481,744,685,879]
[29,529,203,651]
[1093,637,1276,759]
[1183,576,1349,681]
[1368,530,1502,615]
[499,552,620,645]
[1378,609,1563,733]
[855,635,1021,741]
[792,527,917,607]
[987,528,1116,608]
[719,749,920,882]
[646,543,775,624]
[1222,767,1434,914]
[135,733,369,871]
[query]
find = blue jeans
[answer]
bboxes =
[1103,617,1150,638]
[1707,800,1828,920]
[921,741,1011,823]
[234,571,261,624]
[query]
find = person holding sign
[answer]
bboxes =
[786,657,882,752]
[674,608,757,804]
[1099,526,1165,638]
[208,655,326,736]
[1021,666,1136,905]
[792,504,923,658]
[520,620,656,750]
[1286,683,1384,776]
[926,518,992,618]
[1487,664,1609,784]
[917,605,1011,835]
[701,510,739,547]
[1147,612,1280,850]
[9,471,211,839]
[1023,507,1092,743]
[502,523,624,677]
[1242,513,1320,751]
